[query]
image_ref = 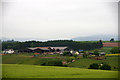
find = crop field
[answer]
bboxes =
[2,64,118,78]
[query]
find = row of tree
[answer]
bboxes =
[2,40,103,51]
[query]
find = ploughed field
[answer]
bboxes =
[2,64,118,78]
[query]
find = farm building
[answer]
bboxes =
[18,47,70,53]
[18,47,50,53]
[3,49,15,54]
[103,42,119,47]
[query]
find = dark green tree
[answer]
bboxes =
[100,64,111,70]
[88,63,99,69]
[63,51,72,56]
[110,38,114,42]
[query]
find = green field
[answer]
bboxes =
[2,64,118,78]
[101,47,113,54]
[68,56,119,70]
[2,54,119,71]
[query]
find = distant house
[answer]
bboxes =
[79,49,84,52]
[70,50,79,55]
[100,52,105,56]
[103,42,119,47]
[3,49,15,54]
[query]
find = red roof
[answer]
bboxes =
[103,42,119,47]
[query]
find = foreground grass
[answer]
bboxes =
[2,64,118,78]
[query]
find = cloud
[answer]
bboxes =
[2,0,118,39]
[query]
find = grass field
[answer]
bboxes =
[101,47,113,54]
[68,56,119,71]
[2,54,119,71]
[2,64,118,78]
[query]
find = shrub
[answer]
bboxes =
[41,63,46,66]
[100,64,111,70]
[41,60,63,66]
[73,54,78,59]
[63,51,73,56]
[93,49,100,56]
[83,53,88,58]
[88,63,99,69]
[66,58,73,63]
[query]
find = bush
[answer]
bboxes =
[66,58,73,63]
[100,64,111,70]
[73,54,78,59]
[63,51,73,56]
[41,60,63,66]
[41,63,46,66]
[88,63,99,69]
[93,49,100,56]
[83,53,88,58]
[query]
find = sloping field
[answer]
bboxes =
[68,56,119,70]
[2,64,118,78]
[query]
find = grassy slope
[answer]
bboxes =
[2,64,118,78]
[2,54,62,65]
[68,56,119,70]
[101,47,113,54]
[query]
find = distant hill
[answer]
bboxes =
[72,35,118,41]
[1,34,119,41]
[1,37,47,42]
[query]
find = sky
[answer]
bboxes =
[1,0,119,40]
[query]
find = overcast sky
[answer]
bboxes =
[1,0,119,40]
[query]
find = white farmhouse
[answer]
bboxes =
[3,49,15,54]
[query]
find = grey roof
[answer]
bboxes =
[28,48,49,51]
[28,48,37,50]
[39,48,50,50]
[50,47,68,50]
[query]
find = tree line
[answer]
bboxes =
[2,40,103,51]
